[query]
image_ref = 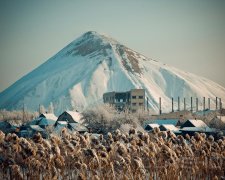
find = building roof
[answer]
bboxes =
[145,124,159,130]
[180,127,217,133]
[65,111,82,123]
[27,119,41,125]
[40,113,57,121]
[57,121,68,125]
[144,119,179,126]
[68,123,88,132]
[160,124,179,131]
[29,125,44,132]
[186,119,208,128]
[0,121,11,129]
[39,118,56,126]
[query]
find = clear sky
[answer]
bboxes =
[0,0,225,92]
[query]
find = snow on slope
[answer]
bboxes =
[0,31,224,115]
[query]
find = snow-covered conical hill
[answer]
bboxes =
[0,31,224,114]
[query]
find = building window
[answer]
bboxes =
[132,103,137,106]
[132,96,136,99]
[120,99,123,102]
[139,96,143,99]
[139,103,143,106]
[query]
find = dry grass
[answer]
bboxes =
[0,128,224,179]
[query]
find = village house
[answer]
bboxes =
[180,119,218,136]
[57,111,82,123]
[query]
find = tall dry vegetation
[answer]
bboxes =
[82,104,148,134]
[0,109,39,123]
[0,127,224,179]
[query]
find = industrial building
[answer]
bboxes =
[103,89,145,112]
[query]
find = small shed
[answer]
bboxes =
[57,111,82,123]
[181,119,208,128]
[145,124,159,131]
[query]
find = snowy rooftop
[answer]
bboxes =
[57,121,68,125]
[145,124,159,130]
[188,119,208,128]
[160,124,179,131]
[40,113,57,121]
[66,111,82,123]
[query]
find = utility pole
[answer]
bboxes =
[172,97,174,112]
[216,97,218,110]
[23,103,25,122]
[203,97,205,111]
[196,98,198,112]
[39,104,41,115]
[159,97,162,115]
[147,97,149,112]
[208,98,210,110]
[178,96,180,111]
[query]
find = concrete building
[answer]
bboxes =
[103,89,145,112]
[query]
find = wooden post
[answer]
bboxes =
[172,97,174,112]
[196,98,198,112]
[184,98,186,111]
[219,98,222,111]
[208,98,210,110]
[191,97,193,112]
[159,97,162,114]
[178,96,180,111]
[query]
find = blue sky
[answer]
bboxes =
[0,0,225,92]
